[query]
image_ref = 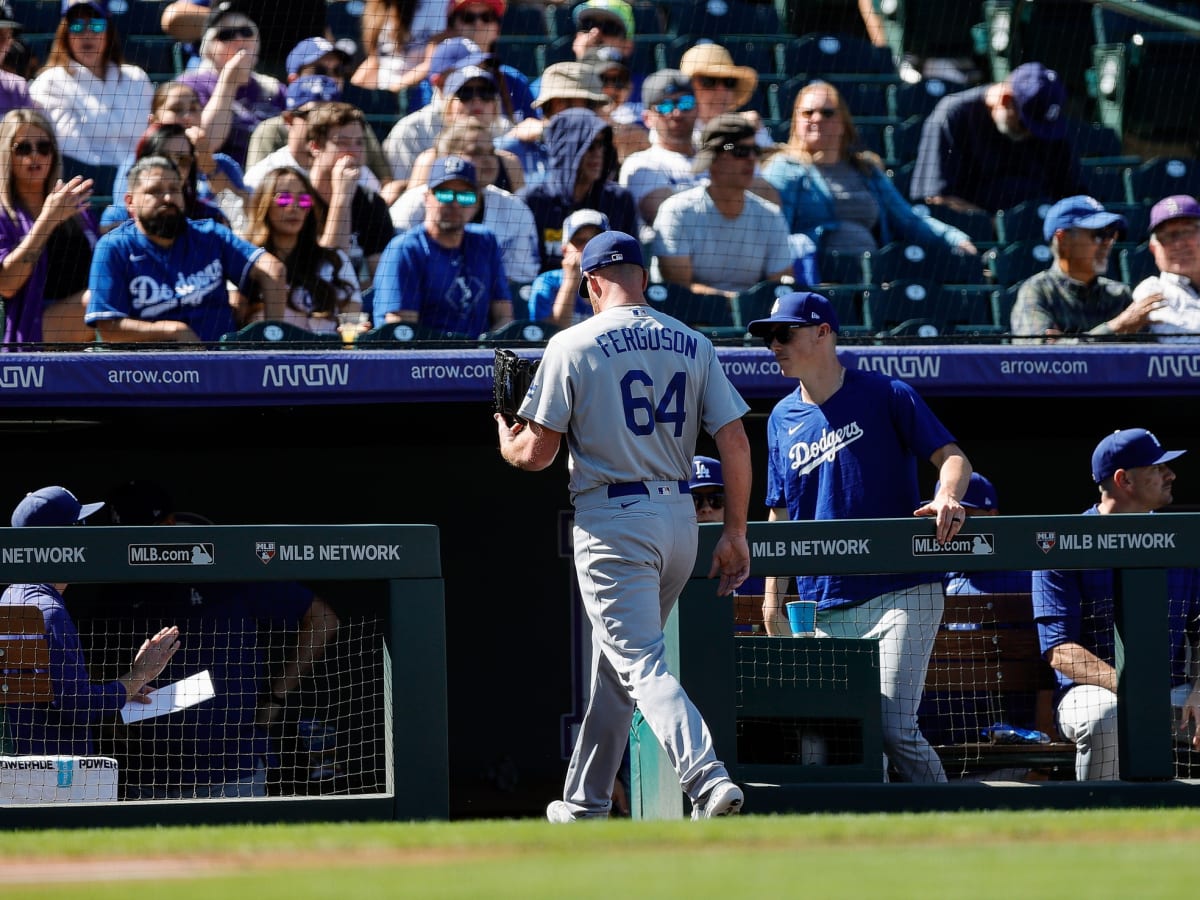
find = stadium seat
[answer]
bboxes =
[0,605,54,705]
[862,281,944,338]
[1094,33,1200,151]
[644,282,733,329]
[479,319,560,344]
[1064,119,1134,165]
[326,0,364,42]
[783,33,898,80]
[994,199,1054,244]
[109,0,173,38]
[1121,242,1158,287]
[9,0,65,33]
[937,285,1006,334]
[1081,164,1132,204]
[1124,157,1200,206]
[883,117,924,167]
[492,36,546,79]
[670,1,780,38]
[219,321,340,345]
[816,247,871,286]
[869,241,987,287]
[730,278,792,329]
[886,161,915,201]
[872,0,984,71]
[501,3,549,36]
[817,283,871,337]
[888,79,961,121]
[924,206,996,245]
[984,240,1053,288]
[1107,202,1151,245]
[1004,0,1096,121]
[122,37,178,77]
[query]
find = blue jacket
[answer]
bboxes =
[761,153,970,252]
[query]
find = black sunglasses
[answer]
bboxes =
[456,10,498,24]
[12,139,53,157]
[601,73,629,89]
[692,492,725,511]
[215,24,256,41]
[454,85,497,103]
[760,324,809,347]
[698,76,739,90]
[721,143,759,160]
[578,16,625,37]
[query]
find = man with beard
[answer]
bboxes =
[86,155,286,342]
[371,155,512,337]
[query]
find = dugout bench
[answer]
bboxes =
[632,515,1200,818]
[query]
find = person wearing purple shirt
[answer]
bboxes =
[0,486,179,757]
[0,0,34,117]
[752,291,974,784]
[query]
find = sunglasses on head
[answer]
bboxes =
[698,76,739,90]
[454,85,497,103]
[692,492,725,511]
[215,24,256,41]
[720,143,759,160]
[798,106,837,119]
[433,188,478,206]
[68,17,107,34]
[653,94,695,115]
[456,10,498,24]
[760,324,810,347]
[273,191,313,209]
[578,16,625,37]
[12,139,52,157]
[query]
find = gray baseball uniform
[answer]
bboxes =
[520,303,749,817]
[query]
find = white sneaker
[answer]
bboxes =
[690,781,744,820]
[546,800,577,823]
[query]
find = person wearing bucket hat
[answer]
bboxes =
[618,68,702,229]
[1133,194,1200,342]
[495,221,753,822]
[1009,195,1161,343]
[517,106,635,272]
[653,113,791,297]
[524,208,608,327]
[754,289,973,783]
[0,484,182,756]
[1032,427,1200,781]
[910,61,1087,214]
[28,0,154,168]
[372,154,514,336]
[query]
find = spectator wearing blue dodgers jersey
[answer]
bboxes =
[86,155,287,342]
[1033,428,1200,781]
[497,230,752,821]
[372,155,512,337]
[0,486,180,757]
[750,291,974,783]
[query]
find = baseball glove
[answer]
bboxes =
[493,348,539,427]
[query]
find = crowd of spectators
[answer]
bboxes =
[0,0,1193,344]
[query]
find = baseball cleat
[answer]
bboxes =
[546,800,578,823]
[691,781,744,820]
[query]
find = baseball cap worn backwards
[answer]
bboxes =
[1091,428,1186,483]
[1150,194,1200,234]
[286,36,349,77]
[1008,62,1067,140]
[747,291,840,336]
[1041,195,1127,243]
[563,208,609,244]
[692,112,755,173]
[12,486,105,528]
[578,230,644,297]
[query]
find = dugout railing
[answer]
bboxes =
[0,524,447,828]
[633,513,1200,817]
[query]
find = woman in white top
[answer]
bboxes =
[235,167,363,333]
[28,0,152,169]
[352,0,448,93]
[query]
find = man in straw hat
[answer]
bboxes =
[679,41,771,149]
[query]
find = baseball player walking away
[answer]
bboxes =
[496,230,752,821]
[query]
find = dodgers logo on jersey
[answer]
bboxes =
[788,422,865,476]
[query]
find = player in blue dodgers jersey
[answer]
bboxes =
[372,155,512,337]
[86,155,287,342]
[496,230,752,821]
[1033,428,1200,781]
[749,291,973,783]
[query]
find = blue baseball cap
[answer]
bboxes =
[690,455,723,489]
[428,154,477,189]
[927,472,998,510]
[1092,428,1186,483]
[1008,62,1067,140]
[286,36,350,77]
[443,65,496,100]
[62,0,106,16]
[578,230,644,297]
[430,37,490,81]
[286,74,341,111]
[1041,195,1127,243]
[747,291,840,337]
[12,486,104,527]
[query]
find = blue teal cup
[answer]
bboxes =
[786,600,817,637]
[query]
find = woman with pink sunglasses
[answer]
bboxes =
[234,166,362,332]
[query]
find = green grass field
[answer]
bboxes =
[0,809,1194,898]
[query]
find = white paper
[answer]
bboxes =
[120,669,215,724]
